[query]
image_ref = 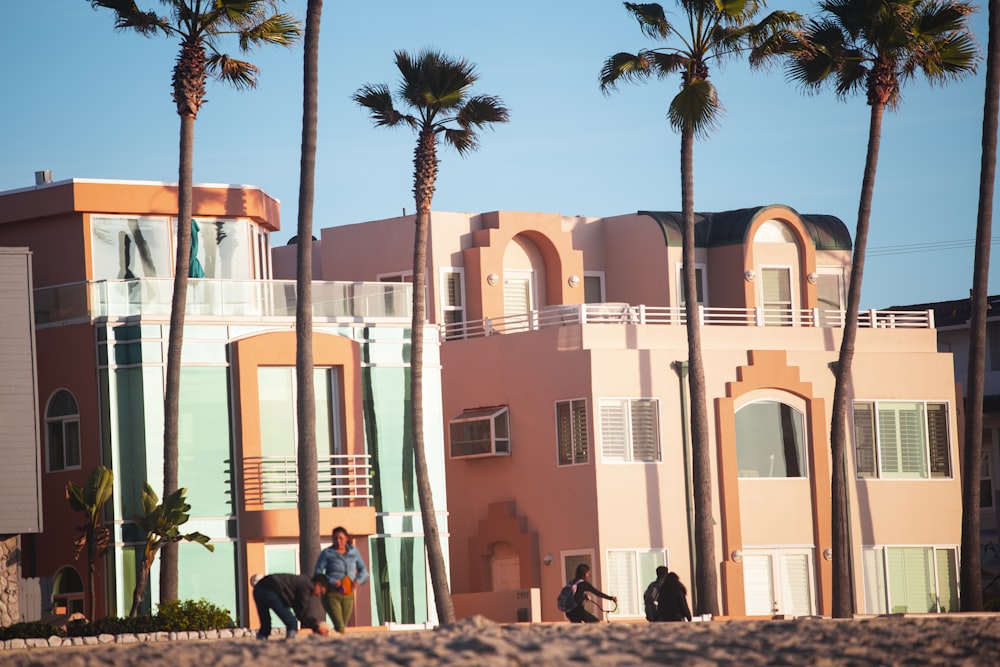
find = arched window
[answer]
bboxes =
[735,400,806,478]
[52,566,85,615]
[46,389,81,472]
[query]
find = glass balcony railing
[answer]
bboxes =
[33,278,412,325]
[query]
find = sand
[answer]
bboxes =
[3,614,1000,666]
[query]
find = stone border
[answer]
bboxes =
[1,627,260,651]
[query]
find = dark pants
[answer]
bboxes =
[566,606,599,623]
[253,586,298,638]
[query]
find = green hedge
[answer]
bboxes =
[1,599,236,640]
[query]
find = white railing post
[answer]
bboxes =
[754,306,764,327]
[869,308,879,328]
[698,304,706,325]
[485,317,494,336]
[811,308,820,328]
[638,304,646,324]
[927,308,935,329]
[580,303,589,324]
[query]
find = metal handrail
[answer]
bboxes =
[242,454,373,507]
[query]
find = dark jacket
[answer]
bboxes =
[655,574,692,622]
[573,578,615,607]
[255,574,325,630]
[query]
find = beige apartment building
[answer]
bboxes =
[284,203,962,622]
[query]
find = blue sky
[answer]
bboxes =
[1,1,994,309]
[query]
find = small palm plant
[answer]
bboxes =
[67,466,114,618]
[354,50,509,623]
[129,484,214,618]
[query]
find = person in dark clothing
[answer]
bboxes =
[655,571,692,622]
[643,565,669,621]
[252,573,331,640]
[565,563,617,623]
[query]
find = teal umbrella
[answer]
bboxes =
[189,220,205,278]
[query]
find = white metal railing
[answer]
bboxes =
[439,303,934,341]
[242,454,373,508]
[33,278,412,325]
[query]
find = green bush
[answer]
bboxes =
[70,615,163,637]
[0,621,64,640]
[156,599,235,632]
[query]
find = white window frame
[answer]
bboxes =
[448,406,510,459]
[605,548,668,619]
[675,263,707,305]
[734,398,808,479]
[583,271,606,304]
[759,265,794,326]
[440,267,466,339]
[46,389,82,472]
[852,400,952,480]
[560,549,596,590]
[598,398,661,463]
[862,545,959,614]
[742,548,816,617]
[555,398,589,467]
[377,270,414,283]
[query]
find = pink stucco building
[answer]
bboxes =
[274,205,962,620]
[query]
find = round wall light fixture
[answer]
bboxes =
[807,272,819,285]
[744,270,756,282]
[568,275,581,288]
[486,273,499,286]
[543,554,554,566]
[731,550,743,563]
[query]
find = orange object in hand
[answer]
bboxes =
[340,576,353,595]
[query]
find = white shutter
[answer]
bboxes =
[503,276,530,316]
[935,549,958,612]
[630,399,660,462]
[879,403,927,478]
[607,551,637,616]
[887,547,935,613]
[862,548,887,615]
[778,554,813,617]
[600,400,629,461]
[571,400,589,464]
[743,555,774,616]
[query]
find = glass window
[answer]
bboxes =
[761,267,792,326]
[441,269,465,340]
[853,401,952,480]
[735,401,806,478]
[448,407,510,458]
[91,216,172,281]
[862,546,957,613]
[676,265,706,305]
[46,389,81,472]
[599,398,660,463]
[583,273,605,304]
[556,399,588,466]
[188,219,252,280]
[606,549,666,618]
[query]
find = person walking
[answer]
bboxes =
[655,571,692,622]
[251,573,331,640]
[565,563,617,623]
[644,565,669,622]
[314,526,370,633]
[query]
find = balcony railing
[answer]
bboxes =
[439,303,935,341]
[242,454,373,509]
[33,278,412,325]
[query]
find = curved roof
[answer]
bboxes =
[638,205,852,251]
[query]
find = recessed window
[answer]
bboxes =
[862,546,958,613]
[599,398,660,463]
[853,401,951,479]
[606,549,667,618]
[441,268,465,339]
[46,389,81,472]
[449,407,510,458]
[675,264,707,305]
[556,399,588,466]
[735,401,806,478]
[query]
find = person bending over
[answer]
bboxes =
[566,563,616,623]
[251,573,331,640]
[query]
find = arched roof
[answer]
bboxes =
[638,205,852,251]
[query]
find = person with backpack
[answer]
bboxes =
[643,565,669,622]
[655,571,692,622]
[560,563,616,623]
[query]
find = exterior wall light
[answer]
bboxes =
[543,554,554,566]
[568,275,581,288]
[731,550,743,563]
[744,270,756,282]
[807,272,819,285]
[486,273,499,286]
[823,548,833,561]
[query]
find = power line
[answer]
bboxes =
[866,238,1000,257]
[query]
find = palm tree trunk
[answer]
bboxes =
[960,0,1000,613]
[295,0,322,576]
[680,124,719,617]
[830,100,884,618]
[160,111,196,603]
[411,128,456,624]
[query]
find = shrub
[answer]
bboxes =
[156,599,235,632]
[70,615,163,637]
[0,621,64,640]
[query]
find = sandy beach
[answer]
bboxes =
[3,614,1000,666]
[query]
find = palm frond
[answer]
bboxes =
[206,54,259,89]
[237,13,302,50]
[455,95,510,129]
[600,51,657,92]
[442,127,477,155]
[667,77,722,138]
[353,83,417,128]
[624,2,672,39]
[88,0,170,36]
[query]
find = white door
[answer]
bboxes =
[503,270,534,317]
[743,550,815,617]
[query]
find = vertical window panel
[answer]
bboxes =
[600,400,629,461]
[854,402,876,477]
[926,403,950,477]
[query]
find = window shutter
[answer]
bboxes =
[853,403,876,477]
[926,403,950,477]
[556,401,574,466]
[444,271,463,308]
[630,399,660,462]
[935,548,958,612]
[571,400,588,464]
[861,548,887,615]
[503,277,530,315]
[743,555,774,616]
[600,400,629,461]
[762,268,791,303]
[876,405,900,475]
[897,404,927,477]
[607,551,637,616]
[778,554,813,617]
[887,547,935,613]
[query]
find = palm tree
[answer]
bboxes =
[88,0,301,602]
[66,466,114,619]
[962,0,999,613]
[129,484,214,618]
[600,1,800,617]
[782,0,977,617]
[354,50,509,624]
[295,0,323,577]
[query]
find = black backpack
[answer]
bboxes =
[557,579,582,612]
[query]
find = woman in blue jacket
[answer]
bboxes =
[314,526,369,633]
